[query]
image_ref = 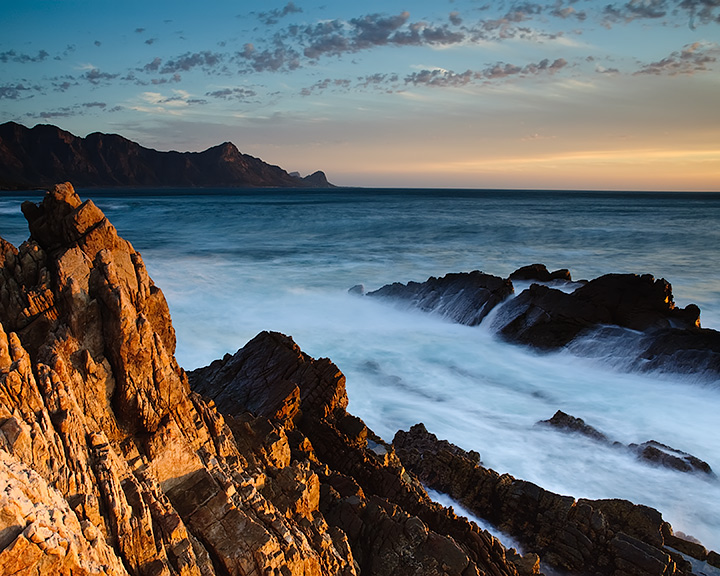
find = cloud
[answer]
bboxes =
[205,87,258,100]
[0,83,38,99]
[135,27,146,34]
[610,0,668,21]
[300,77,353,95]
[405,57,568,87]
[449,11,463,26]
[550,5,587,21]
[82,101,107,108]
[94,40,102,47]
[143,57,163,72]
[159,51,223,74]
[0,49,49,64]
[81,67,120,85]
[300,11,468,59]
[256,2,303,25]
[680,0,720,27]
[237,43,300,72]
[634,41,719,75]
[145,38,157,45]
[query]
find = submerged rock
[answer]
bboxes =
[630,441,714,476]
[537,411,714,476]
[537,410,611,443]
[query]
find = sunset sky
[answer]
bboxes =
[1,0,719,190]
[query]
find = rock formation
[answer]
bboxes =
[394,423,720,576]
[0,122,333,190]
[362,264,720,376]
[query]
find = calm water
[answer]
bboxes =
[2,188,720,549]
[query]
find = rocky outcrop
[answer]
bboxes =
[365,271,513,326]
[361,265,720,376]
[0,183,353,575]
[538,411,714,476]
[0,121,333,189]
[190,331,524,576]
[394,423,720,576]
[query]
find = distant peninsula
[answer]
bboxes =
[0,121,332,190]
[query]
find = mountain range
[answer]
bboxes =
[0,121,332,190]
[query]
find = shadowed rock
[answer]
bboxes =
[366,270,513,326]
[393,423,719,576]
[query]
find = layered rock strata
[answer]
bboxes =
[394,423,720,576]
[0,183,354,575]
[190,331,524,576]
[363,264,720,376]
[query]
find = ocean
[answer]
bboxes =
[2,188,719,550]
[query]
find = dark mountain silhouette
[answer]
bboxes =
[0,121,332,190]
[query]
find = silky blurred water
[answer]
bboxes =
[2,188,720,549]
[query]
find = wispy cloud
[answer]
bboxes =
[634,41,719,75]
[0,83,40,99]
[255,2,303,26]
[0,49,49,64]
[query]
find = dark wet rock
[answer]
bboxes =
[366,270,513,326]
[393,423,715,576]
[537,410,610,443]
[509,264,572,283]
[630,441,714,476]
[494,273,701,349]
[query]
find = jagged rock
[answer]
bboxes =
[190,331,525,576]
[494,274,701,349]
[537,410,610,443]
[393,422,715,576]
[630,441,714,475]
[366,270,513,326]
[0,184,355,576]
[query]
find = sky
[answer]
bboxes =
[1,0,719,190]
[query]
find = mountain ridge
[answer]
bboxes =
[0,121,332,190]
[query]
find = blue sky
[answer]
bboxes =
[1,0,719,189]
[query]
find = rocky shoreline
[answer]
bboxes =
[0,184,717,575]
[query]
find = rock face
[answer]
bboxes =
[394,423,719,576]
[363,265,720,376]
[0,184,353,575]
[0,121,333,190]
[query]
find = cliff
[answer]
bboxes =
[0,122,333,190]
[0,184,715,575]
